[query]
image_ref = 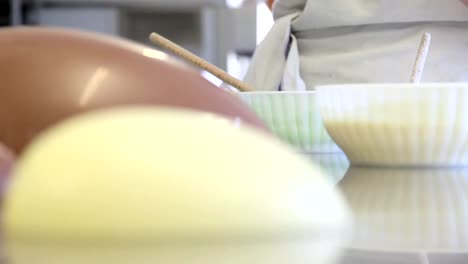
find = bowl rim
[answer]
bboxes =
[316,82,468,90]
[237,83,468,94]
[237,90,317,95]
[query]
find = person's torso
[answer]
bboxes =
[274,0,468,29]
[271,0,468,88]
[296,22,468,88]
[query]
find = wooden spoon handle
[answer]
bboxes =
[410,33,431,83]
[149,32,254,92]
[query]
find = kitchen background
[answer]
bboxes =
[1,0,274,85]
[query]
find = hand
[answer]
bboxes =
[462,0,468,6]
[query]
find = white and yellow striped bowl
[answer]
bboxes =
[317,83,468,167]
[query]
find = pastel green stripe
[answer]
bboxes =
[238,93,340,153]
[274,94,294,145]
[294,94,306,148]
[285,94,300,146]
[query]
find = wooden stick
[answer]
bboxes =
[149,32,254,92]
[410,32,431,83]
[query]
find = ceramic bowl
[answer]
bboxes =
[238,91,341,153]
[317,83,468,167]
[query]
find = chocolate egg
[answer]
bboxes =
[0,27,268,154]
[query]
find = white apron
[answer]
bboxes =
[244,0,468,91]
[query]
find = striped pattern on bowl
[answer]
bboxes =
[238,91,341,153]
[317,83,468,167]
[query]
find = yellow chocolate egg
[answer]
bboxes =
[4,107,351,264]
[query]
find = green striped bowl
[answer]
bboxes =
[306,153,349,184]
[237,91,341,153]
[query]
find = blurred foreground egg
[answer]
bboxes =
[4,107,350,264]
[0,26,268,155]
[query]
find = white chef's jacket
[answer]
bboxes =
[244,0,468,91]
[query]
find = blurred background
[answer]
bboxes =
[1,0,274,85]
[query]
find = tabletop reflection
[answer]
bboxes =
[338,166,468,263]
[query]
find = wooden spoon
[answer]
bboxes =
[149,32,254,92]
[410,32,431,83]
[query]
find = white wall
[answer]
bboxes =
[34,7,122,36]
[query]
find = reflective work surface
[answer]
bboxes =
[308,153,468,264]
[0,153,466,264]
